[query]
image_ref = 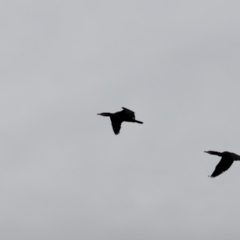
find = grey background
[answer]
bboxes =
[1,1,240,239]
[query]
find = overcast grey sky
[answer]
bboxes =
[1,0,240,239]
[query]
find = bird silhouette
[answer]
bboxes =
[97,107,143,135]
[204,151,240,178]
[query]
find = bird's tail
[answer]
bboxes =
[134,120,143,124]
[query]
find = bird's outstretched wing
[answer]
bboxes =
[210,157,234,178]
[122,107,135,119]
[110,119,122,135]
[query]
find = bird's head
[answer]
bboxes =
[97,112,111,117]
[204,151,213,154]
[204,151,222,156]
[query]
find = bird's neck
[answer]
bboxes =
[102,112,112,117]
[210,151,222,157]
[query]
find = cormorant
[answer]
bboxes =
[204,151,240,178]
[97,107,143,135]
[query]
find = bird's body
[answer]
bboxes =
[204,151,240,178]
[98,107,143,135]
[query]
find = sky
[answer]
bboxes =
[1,0,240,239]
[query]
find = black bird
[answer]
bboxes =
[204,151,240,178]
[97,107,143,135]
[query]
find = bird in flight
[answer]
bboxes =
[97,107,143,135]
[204,151,240,178]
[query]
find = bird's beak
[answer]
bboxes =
[204,151,209,154]
[97,113,101,115]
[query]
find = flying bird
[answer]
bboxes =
[97,107,143,135]
[204,151,240,178]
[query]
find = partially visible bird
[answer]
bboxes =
[97,107,143,135]
[204,151,240,178]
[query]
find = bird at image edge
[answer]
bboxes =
[204,151,240,178]
[97,107,143,135]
